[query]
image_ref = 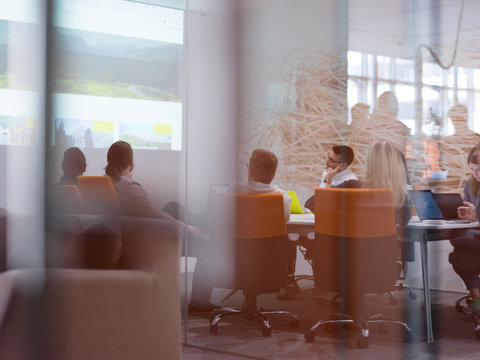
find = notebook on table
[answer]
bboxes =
[409,189,470,223]
[286,191,304,214]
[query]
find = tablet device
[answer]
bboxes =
[432,193,464,220]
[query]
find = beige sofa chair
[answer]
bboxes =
[0,215,182,360]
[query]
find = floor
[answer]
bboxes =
[181,277,480,360]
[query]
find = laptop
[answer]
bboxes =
[432,193,465,220]
[409,189,470,223]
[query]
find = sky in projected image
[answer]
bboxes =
[0,0,184,150]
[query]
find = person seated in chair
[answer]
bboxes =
[58,147,87,186]
[451,144,480,314]
[363,140,412,227]
[305,145,361,212]
[104,140,218,314]
[229,149,300,300]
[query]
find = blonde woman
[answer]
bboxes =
[363,140,412,226]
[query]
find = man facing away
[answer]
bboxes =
[231,149,291,221]
[230,149,303,299]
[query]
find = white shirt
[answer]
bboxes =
[230,180,291,221]
[319,168,358,188]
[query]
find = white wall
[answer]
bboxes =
[184,0,238,212]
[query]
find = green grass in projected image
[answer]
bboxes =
[54,79,180,102]
[120,135,170,150]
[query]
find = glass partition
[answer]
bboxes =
[0,0,478,358]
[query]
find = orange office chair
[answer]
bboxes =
[208,193,300,337]
[54,185,86,214]
[304,188,412,348]
[76,176,120,215]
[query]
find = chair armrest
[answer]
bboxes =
[0,268,181,360]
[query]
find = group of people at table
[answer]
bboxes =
[58,139,480,316]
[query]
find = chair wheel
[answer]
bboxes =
[324,323,335,333]
[304,331,315,343]
[289,319,300,329]
[357,336,368,348]
[262,327,272,337]
[209,325,218,334]
[409,292,417,300]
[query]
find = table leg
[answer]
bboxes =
[420,231,434,342]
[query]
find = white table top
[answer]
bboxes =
[287,213,480,230]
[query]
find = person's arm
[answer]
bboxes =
[334,179,362,189]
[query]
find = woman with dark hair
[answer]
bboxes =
[58,147,86,185]
[105,141,218,313]
[450,144,480,312]
[105,141,154,218]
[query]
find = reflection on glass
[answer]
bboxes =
[377,55,391,80]
[457,67,470,89]
[348,51,362,76]
[474,91,480,133]
[396,58,414,82]
[1,0,44,271]
[447,67,456,88]
[395,84,414,132]
[377,81,391,98]
[423,62,442,86]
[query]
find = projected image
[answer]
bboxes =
[0,0,184,150]
[53,27,181,102]
[55,118,114,149]
[0,115,38,146]
[119,122,171,150]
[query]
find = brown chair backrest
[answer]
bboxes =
[209,192,287,293]
[76,176,120,215]
[313,188,398,295]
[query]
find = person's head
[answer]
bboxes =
[105,141,134,181]
[61,147,86,180]
[364,140,407,207]
[467,144,480,196]
[377,91,398,117]
[248,149,278,184]
[448,104,468,125]
[326,145,354,171]
[351,103,370,122]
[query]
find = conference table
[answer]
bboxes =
[287,213,480,343]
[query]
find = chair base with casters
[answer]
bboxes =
[304,311,412,348]
[209,290,300,337]
[385,283,417,305]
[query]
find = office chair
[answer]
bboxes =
[448,249,480,340]
[304,188,412,348]
[76,176,120,215]
[54,185,86,214]
[208,193,300,337]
